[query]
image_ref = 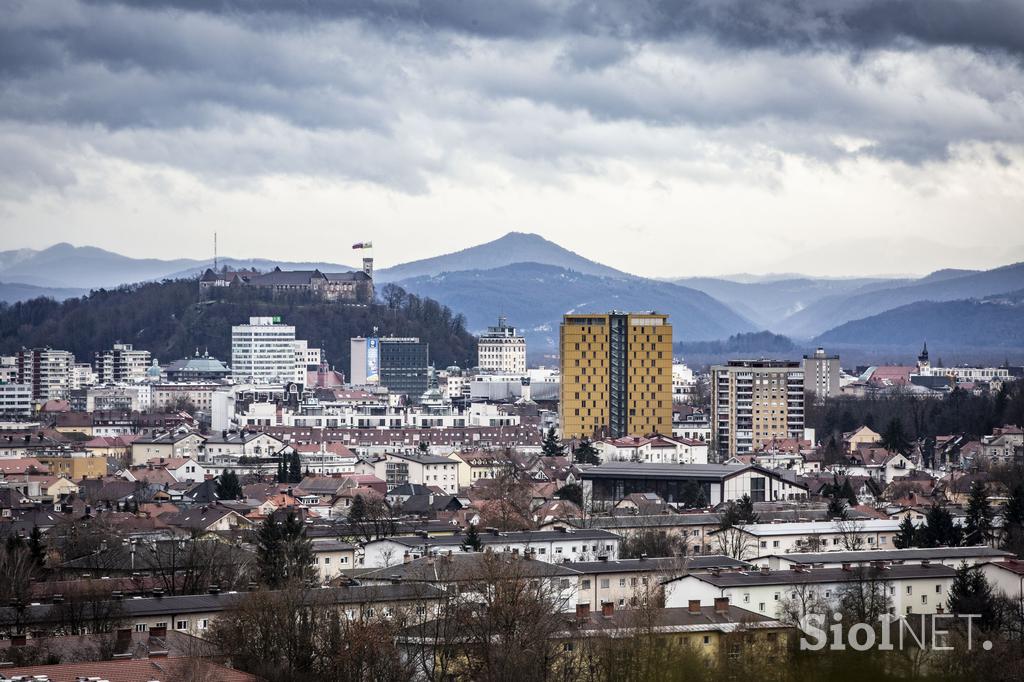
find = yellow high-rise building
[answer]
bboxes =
[560,312,672,440]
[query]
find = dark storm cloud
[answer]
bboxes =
[88,0,1024,55]
[0,0,1021,194]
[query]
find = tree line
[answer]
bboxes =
[0,279,478,371]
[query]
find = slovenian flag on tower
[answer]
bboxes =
[352,242,373,249]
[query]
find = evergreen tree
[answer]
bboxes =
[464,522,483,552]
[880,417,913,455]
[280,512,316,584]
[27,526,45,570]
[918,505,963,548]
[289,451,302,483]
[1002,483,1024,554]
[840,478,858,507]
[255,516,284,588]
[216,469,243,500]
[348,494,367,524]
[963,480,994,546]
[735,494,759,524]
[893,516,918,549]
[572,438,600,465]
[554,483,583,507]
[947,562,997,629]
[277,458,287,484]
[719,494,760,528]
[256,512,316,588]
[826,496,848,520]
[542,427,566,457]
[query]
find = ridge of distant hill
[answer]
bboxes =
[391,261,755,354]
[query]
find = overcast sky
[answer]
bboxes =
[2,0,1023,277]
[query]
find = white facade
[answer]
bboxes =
[294,340,323,370]
[724,520,903,556]
[0,383,32,416]
[70,363,97,390]
[231,316,302,384]
[373,452,460,494]
[95,343,152,384]
[477,316,526,375]
[671,363,696,400]
[597,436,709,465]
[666,566,955,618]
[362,532,621,568]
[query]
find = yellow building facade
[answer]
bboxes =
[560,313,672,440]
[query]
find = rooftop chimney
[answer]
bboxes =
[576,603,591,622]
[688,599,701,615]
[601,601,614,618]
[714,597,730,614]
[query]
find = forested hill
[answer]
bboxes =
[0,280,478,371]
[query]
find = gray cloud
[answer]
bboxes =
[0,0,1021,195]
[83,0,1024,54]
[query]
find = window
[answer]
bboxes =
[175,620,188,630]
[582,579,591,590]
[906,586,913,595]
[935,584,941,593]
[703,635,710,645]
[600,579,610,589]
[759,602,765,612]
[772,540,780,548]
[134,623,148,632]
[619,578,626,587]
[743,593,750,603]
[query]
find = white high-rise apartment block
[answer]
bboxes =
[16,348,75,403]
[232,316,303,385]
[94,343,152,384]
[477,316,526,375]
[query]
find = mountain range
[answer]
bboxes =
[2,234,1023,359]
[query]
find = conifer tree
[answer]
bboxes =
[542,427,566,457]
[964,480,994,546]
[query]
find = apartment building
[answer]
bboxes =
[477,316,527,375]
[802,347,840,399]
[94,343,152,384]
[231,316,303,385]
[16,348,75,403]
[0,382,32,416]
[711,360,805,457]
[560,312,672,440]
[373,452,460,494]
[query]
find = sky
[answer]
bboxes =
[1,0,1023,278]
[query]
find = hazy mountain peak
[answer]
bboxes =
[376,231,627,282]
